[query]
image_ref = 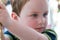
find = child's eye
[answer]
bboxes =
[31,14,38,17]
[43,13,48,17]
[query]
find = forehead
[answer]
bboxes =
[21,0,48,15]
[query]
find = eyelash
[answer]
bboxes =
[43,13,48,17]
[31,14,38,17]
[30,12,48,18]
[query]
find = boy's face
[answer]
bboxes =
[19,0,48,33]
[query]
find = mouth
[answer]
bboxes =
[35,27,45,32]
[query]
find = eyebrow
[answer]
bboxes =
[44,11,48,14]
[31,10,41,14]
[31,10,48,14]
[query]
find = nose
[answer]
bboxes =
[37,17,45,26]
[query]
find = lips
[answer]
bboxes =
[35,27,45,29]
[35,27,45,32]
[35,27,44,30]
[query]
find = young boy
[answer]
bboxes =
[0,0,57,40]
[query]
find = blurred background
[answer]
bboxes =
[0,0,60,40]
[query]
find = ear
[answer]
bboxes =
[11,12,18,20]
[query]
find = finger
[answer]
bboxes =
[0,0,6,10]
[0,1,7,15]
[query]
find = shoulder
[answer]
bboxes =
[42,29,57,40]
[4,31,20,40]
[4,34,13,40]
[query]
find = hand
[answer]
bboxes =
[0,0,11,27]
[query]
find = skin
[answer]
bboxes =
[1,0,8,5]
[0,1,12,40]
[16,0,48,33]
[0,0,48,40]
[10,0,48,40]
[0,0,10,26]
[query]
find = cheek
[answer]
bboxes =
[44,19,47,28]
[23,18,37,28]
[27,20,37,28]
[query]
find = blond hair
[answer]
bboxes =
[11,0,29,16]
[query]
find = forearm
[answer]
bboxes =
[7,22,48,40]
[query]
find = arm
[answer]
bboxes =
[6,21,48,40]
[0,1,48,40]
[42,29,57,40]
